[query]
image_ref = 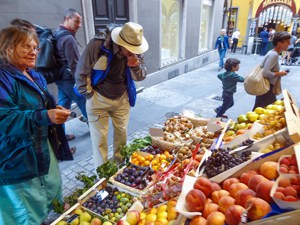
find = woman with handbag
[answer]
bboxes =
[253,32,291,110]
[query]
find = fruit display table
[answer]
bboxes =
[52,89,300,225]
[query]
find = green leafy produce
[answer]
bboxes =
[120,136,152,159]
[75,172,97,188]
[96,160,118,180]
[52,199,64,214]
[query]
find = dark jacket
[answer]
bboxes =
[215,35,230,50]
[0,64,50,185]
[217,71,244,93]
[55,25,79,80]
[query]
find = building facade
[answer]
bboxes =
[0,0,231,88]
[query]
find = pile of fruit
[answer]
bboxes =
[279,154,299,174]
[82,186,136,223]
[259,139,287,153]
[113,166,148,190]
[273,176,300,202]
[150,151,175,172]
[204,148,252,178]
[184,160,282,225]
[130,151,154,167]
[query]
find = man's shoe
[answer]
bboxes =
[70,147,76,155]
[66,134,75,141]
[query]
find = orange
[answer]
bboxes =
[144,160,151,166]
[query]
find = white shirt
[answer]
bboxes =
[232,31,240,39]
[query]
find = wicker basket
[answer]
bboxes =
[150,136,181,151]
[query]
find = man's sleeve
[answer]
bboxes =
[75,39,102,98]
[129,54,147,81]
[61,36,80,77]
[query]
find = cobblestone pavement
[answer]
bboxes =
[59,52,300,197]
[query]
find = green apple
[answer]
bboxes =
[254,107,265,115]
[237,114,248,123]
[56,221,67,225]
[80,212,92,223]
[102,222,113,225]
[248,113,259,122]
[226,130,236,136]
[74,208,83,215]
[274,99,284,106]
[70,218,79,225]
[236,122,247,130]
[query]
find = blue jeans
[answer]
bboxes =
[56,80,87,118]
[218,48,227,68]
[216,91,234,117]
[260,42,268,56]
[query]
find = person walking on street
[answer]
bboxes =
[55,8,87,141]
[215,29,230,71]
[253,32,291,110]
[281,31,297,65]
[215,58,244,118]
[231,29,240,53]
[259,27,269,56]
[75,22,148,168]
[0,26,70,225]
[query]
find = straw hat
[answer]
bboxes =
[111,22,148,54]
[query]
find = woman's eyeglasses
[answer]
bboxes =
[17,45,40,54]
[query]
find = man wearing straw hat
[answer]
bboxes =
[75,22,148,168]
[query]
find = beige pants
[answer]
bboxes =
[86,91,130,168]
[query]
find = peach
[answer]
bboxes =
[283,186,297,197]
[225,205,246,225]
[223,178,240,191]
[278,177,291,187]
[211,182,222,192]
[276,186,285,193]
[248,174,268,191]
[256,180,275,203]
[189,216,206,225]
[202,202,219,219]
[211,190,230,204]
[259,161,279,180]
[126,210,140,225]
[185,189,206,212]
[206,211,225,225]
[194,177,213,197]
[245,197,271,221]
[291,154,297,166]
[280,157,291,166]
[229,183,248,198]
[273,191,284,200]
[240,170,258,185]
[290,176,300,185]
[235,188,256,207]
[283,195,298,202]
[279,166,288,174]
[218,195,235,214]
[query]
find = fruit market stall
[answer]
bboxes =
[51,89,300,225]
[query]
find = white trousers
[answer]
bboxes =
[86,91,130,168]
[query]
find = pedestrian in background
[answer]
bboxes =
[215,29,230,71]
[253,32,291,110]
[55,8,87,142]
[215,58,244,118]
[0,26,70,225]
[75,22,148,168]
[259,27,269,56]
[281,31,297,65]
[231,29,240,53]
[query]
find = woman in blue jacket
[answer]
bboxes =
[0,26,71,225]
[215,29,230,71]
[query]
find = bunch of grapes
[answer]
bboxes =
[204,148,251,178]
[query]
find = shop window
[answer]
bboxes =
[199,1,212,53]
[161,0,183,66]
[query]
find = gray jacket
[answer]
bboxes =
[75,36,147,99]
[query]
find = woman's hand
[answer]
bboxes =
[47,106,71,124]
[276,70,288,77]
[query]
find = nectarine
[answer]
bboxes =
[185,189,206,212]
[218,195,235,213]
[194,177,213,197]
[235,188,256,207]
[229,183,248,198]
[206,211,225,225]
[225,205,246,225]
[245,197,271,221]
[256,180,274,203]
[223,178,240,191]
[259,161,279,180]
